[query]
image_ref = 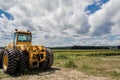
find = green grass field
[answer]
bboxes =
[53,49,120,79]
[0,49,120,79]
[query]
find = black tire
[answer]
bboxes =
[46,48,54,69]
[39,59,48,70]
[39,48,54,70]
[17,50,29,73]
[0,49,4,68]
[2,49,18,74]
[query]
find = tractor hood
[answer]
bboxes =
[16,42,31,51]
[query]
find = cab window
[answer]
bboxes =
[18,34,31,42]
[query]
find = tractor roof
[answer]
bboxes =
[14,29,31,34]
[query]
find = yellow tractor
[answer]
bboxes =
[0,29,54,74]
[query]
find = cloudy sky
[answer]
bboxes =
[0,0,120,47]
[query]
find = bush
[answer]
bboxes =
[109,70,120,77]
[64,59,77,68]
[81,64,94,70]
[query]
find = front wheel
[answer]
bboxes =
[2,49,18,74]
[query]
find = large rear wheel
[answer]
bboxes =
[46,48,54,69]
[39,48,54,70]
[2,49,18,74]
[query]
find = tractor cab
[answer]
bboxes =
[12,29,32,51]
[14,32,31,42]
[13,30,32,45]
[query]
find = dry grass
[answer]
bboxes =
[0,69,9,79]
[53,50,120,79]
[0,49,120,80]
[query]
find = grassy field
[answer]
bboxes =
[0,49,120,80]
[53,49,120,79]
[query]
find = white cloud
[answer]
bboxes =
[0,0,120,47]
[89,0,120,36]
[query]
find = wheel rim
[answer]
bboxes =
[3,53,8,71]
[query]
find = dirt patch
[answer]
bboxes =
[1,66,112,80]
[100,58,120,61]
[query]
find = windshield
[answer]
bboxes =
[18,34,31,42]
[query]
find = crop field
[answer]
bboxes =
[0,49,120,80]
[53,49,120,79]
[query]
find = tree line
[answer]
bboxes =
[51,45,120,50]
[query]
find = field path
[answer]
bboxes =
[1,66,112,80]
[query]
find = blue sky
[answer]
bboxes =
[0,0,120,47]
[86,0,109,14]
[0,9,14,20]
